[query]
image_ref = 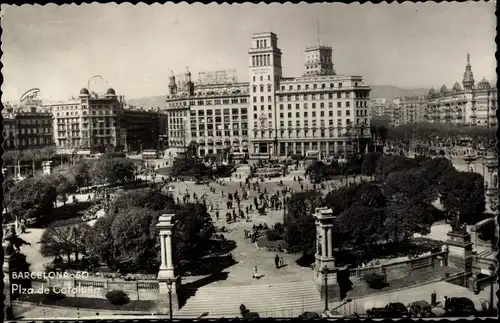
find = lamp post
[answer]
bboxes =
[321,266,329,312]
[488,264,495,310]
[166,278,174,320]
[463,154,477,173]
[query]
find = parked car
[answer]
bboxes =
[367,307,392,318]
[444,297,477,317]
[298,312,321,320]
[409,300,434,317]
[385,302,409,317]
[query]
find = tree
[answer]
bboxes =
[338,205,386,247]
[40,220,91,263]
[374,155,420,180]
[439,170,485,227]
[50,173,78,205]
[4,176,58,223]
[283,191,323,254]
[83,214,117,267]
[109,189,175,214]
[110,207,161,272]
[85,190,215,273]
[171,203,215,268]
[361,152,383,177]
[417,157,454,186]
[70,160,92,188]
[93,156,137,186]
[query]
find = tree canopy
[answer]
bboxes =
[83,189,215,273]
[439,170,485,227]
[4,176,58,222]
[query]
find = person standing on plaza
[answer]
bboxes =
[253,265,258,279]
[431,290,437,306]
[275,254,280,269]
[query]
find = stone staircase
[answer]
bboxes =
[176,280,323,318]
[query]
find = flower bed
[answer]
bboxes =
[18,294,156,311]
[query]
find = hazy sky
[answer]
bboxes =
[1,2,496,102]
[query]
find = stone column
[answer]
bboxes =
[165,233,173,271]
[156,214,180,312]
[327,227,333,258]
[321,226,327,258]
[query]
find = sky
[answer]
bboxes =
[1,2,496,102]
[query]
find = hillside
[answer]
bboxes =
[370,85,429,101]
[126,85,430,108]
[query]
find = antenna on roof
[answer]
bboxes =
[317,19,321,46]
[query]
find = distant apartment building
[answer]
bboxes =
[164,32,371,158]
[393,96,427,125]
[43,87,167,153]
[1,105,54,151]
[426,54,497,127]
[120,106,168,152]
[369,97,389,118]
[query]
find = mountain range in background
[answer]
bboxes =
[126,85,431,109]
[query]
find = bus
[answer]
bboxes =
[231,152,248,160]
[142,150,160,159]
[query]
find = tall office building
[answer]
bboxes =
[248,32,371,157]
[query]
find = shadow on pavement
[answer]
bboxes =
[179,272,230,307]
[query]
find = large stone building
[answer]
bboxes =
[1,105,54,151]
[43,87,167,153]
[120,106,168,152]
[165,32,371,158]
[249,32,371,157]
[165,70,250,156]
[426,54,497,127]
[44,88,125,153]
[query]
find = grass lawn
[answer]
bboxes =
[18,293,157,312]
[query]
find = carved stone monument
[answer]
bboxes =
[445,216,473,275]
[312,207,347,300]
[3,225,31,320]
[156,214,180,313]
[42,161,53,176]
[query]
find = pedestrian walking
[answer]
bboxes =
[431,290,437,306]
[280,257,284,268]
[275,254,280,269]
[444,296,449,311]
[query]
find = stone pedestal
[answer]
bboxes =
[156,214,180,313]
[42,161,53,176]
[446,231,473,274]
[3,253,31,320]
[313,207,344,302]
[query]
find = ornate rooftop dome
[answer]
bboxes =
[477,77,491,90]
[452,82,462,92]
[440,84,448,94]
[462,53,475,89]
[106,88,116,96]
[428,87,436,96]
[80,88,90,95]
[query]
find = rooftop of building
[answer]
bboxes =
[305,45,333,51]
[279,74,366,83]
[252,32,277,38]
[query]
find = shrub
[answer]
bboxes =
[364,273,386,289]
[266,229,283,242]
[105,289,130,305]
[44,286,66,302]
